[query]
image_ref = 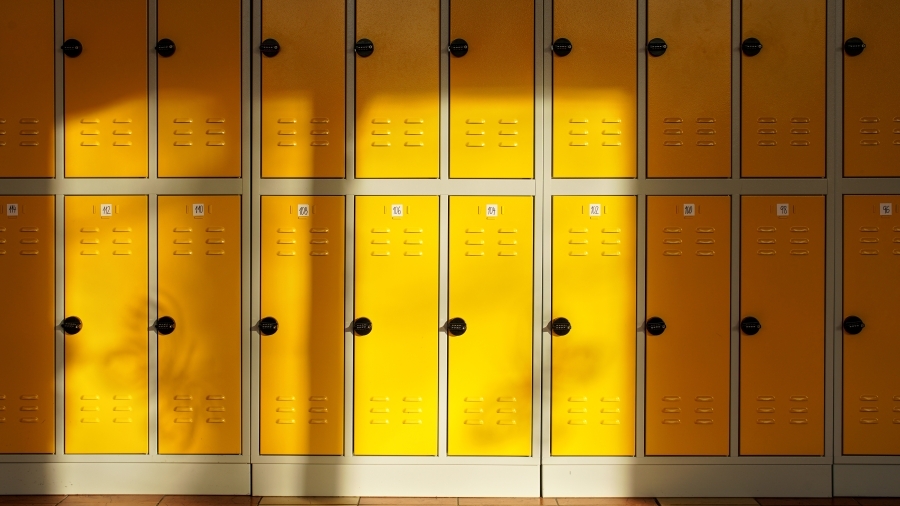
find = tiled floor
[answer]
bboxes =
[0,498,894,506]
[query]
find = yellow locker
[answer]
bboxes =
[449,0,534,179]
[64,0,148,178]
[0,196,55,453]
[552,0,636,178]
[65,196,148,454]
[354,197,439,455]
[261,0,344,178]
[355,0,440,178]
[843,1,900,177]
[740,196,824,456]
[448,196,533,456]
[158,0,241,178]
[157,196,241,455]
[741,0,825,178]
[647,0,731,178]
[0,1,55,178]
[646,196,731,456]
[843,196,900,455]
[551,196,635,456]
[260,196,344,455]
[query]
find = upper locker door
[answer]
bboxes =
[354,197,439,455]
[64,0,148,178]
[646,196,731,456]
[260,197,344,455]
[551,197,635,456]
[158,196,241,455]
[449,0,534,178]
[647,0,731,178]
[843,196,900,455]
[65,196,148,454]
[843,1,900,177]
[0,197,55,453]
[741,0,825,178]
[356,0,439,178]
[0,1,54,177]
[261,0,344,178]
[158,0,241,178]
[740,196,824,456]
[552,0,636,178]
[449,197,533,456]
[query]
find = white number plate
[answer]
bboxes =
[880,203,893,216]
[100,204,113,217]
[192,203,205,217]
[589,203,601,217]
[6,203,18,217]
[297,204,310,217]
[683,203,695,217]
[776,203,790,217]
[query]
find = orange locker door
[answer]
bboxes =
[261,0,345,178]
[0,1,55,177]
[740,196,824,456]
[0,197,55,453]
[646,197,731,456]
[158,0,241,177]
[64,0,148,178]
[647,0,731,178]
[552,0,636,178]
[843,1,900,177]
[741,0,825,178]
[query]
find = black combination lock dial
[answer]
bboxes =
[647,38,667,57]
[155,38,176,57]
[62,316,83,335]
[259,317,279,336]
[843,316,865,335]
[260,38,281,57]
[354,317,373,336]
[448,317,467,336]
[844,37,866,57]
[646,317,666,336]
[155,316,176,335]
[449,39,469,58]
[742,37,763,57]
[552,38,572,57]
[551,317,572,336]
[62,39,83,58]
[740,316,762,336]
[355,38,374,57]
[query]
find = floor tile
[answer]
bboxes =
[557,500,657,506]
[60,498,162,504]
[756,500,859,506]
[359,499,456,505]
[856,500,900,506]
[159,498,256,505]
[659,500,758,506]
[258,499,359,505]
[0,498,67,505]
[458,500,554,506]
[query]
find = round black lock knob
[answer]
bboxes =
[62,39,83,58]
[844,37,866,57]
[354,317,373,336]
[355,38,374,57]
[843,315,865,335]
[260,38,280,57]
[740,316,762,336]
[647,38,668,57]
[155,316,176,335]
[448,317,467,336]
[551,317,572,336]
[62,316,83,335]
[742,37,763,57]
[155,38,176,57]
[552,38,572,57]
[646,317,666,336]
[259,316,279,336]
[449,38,469,58]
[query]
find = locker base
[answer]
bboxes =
[834,464,900,497]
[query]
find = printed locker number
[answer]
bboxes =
[683,203,696,217]
[486,204,499,218]
[880,203,893,216]
[6,203,18,217]
[589,204,602,217]
[193,204,205,217]
[297,204,310,218]
[391,204,404,218]
[100,204,113,218]
[776,203,790,217]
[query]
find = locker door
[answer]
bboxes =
[740,196,824,456]
[551,196,635,456]
[260,196,344,455]
[65,196,148,454]
[158,0,241,178]
[741,0,825,178]
[647,0,731,178]
[843,196,900,455]
[0,1,55,178]
[646,196,731,456]
[843,1,900,177]
[0,197,55,453]
[448,197,533,455]
[354,197,439,455]
[158,196,241,455]
[552,0,636,178]
[261,0,344,178]
[449,0,534,179]
[64,0,148,178]
[356,0,439,178]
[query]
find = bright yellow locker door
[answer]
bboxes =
[260,196,344,455]
[740,196,824,456]
[354,197,439,455]
[843,196,900,455]
[261,0,344,178]
[65,196,148,454]
[157,196,241,454]
[158,0,241,178]
[646,196,731,456]
[448,196,533,456]
[0,197,55,453]
[64,0,148,178]
[552,0,636,178]
[647,0,731,178]
[449,0,533,179]
[355,0,439,178]
[551,196,635,456]
[741,0,824,178]
[843,1,900,177]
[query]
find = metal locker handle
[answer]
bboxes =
[355,38,374,58]
[449,38,468,58]
[844,37,866,57]
[552,38,572,57]
[647,38,667,57]
[260,38,281,58]
[154,316,176,336]
[741,37,762,57]
[61,316,83,335]
[843,316,865,335]
[646,317,666,336]
[61,39,83,58]
[259,317,279,336]
[447,317,467,336]
[740,316,762,336]
[155,38,176,58]
[354,317,373,336]
[551,317,572,336]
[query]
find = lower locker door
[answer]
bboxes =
[0,197,55,453]
[646,196,731,456]
[551,196,635,456]
[354,197,439,455]
[260,196,344,455]
[158,196,241,454]
[449,196,533,456]
[740,196,824,456]
[65,196,148,454]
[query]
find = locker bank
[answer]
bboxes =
[0,0,898,499]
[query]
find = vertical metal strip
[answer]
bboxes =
[438,194,449,457]
[539,0,553,463]
[147,195,159,456]
[241,0,253,461]
[823,0,837,462]
[343,196,356,457]
[636,0,647,181]
[635,194,646,459]
[440,0,450,181]
[732,0,740,181]
[832,0,845,464]
[148,0,158,183]
[250,0,263,463]
[729,193,741,459]
[531,0,545,464]
[54,0,65,457]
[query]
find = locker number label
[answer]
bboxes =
[192,203,205,217]
[485,204,499,218]
[6,203,18,217]
[391,204,403,218]
[589,204,602,217]
[683,203,696,217]
[100,204,113,217]
[297,204,310,218]
[880,203,893,216]
[776,203,790,217]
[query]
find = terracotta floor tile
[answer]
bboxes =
[458,500,552,506]
[258,499,359,506]
[0,498,67,505]
[658,500,758,506]
[855,500,900,506]
[359,499,456,505]
[160,498,255,505]
[756,500,859,506]
[557,500,656,506]
[61,498,162,504]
